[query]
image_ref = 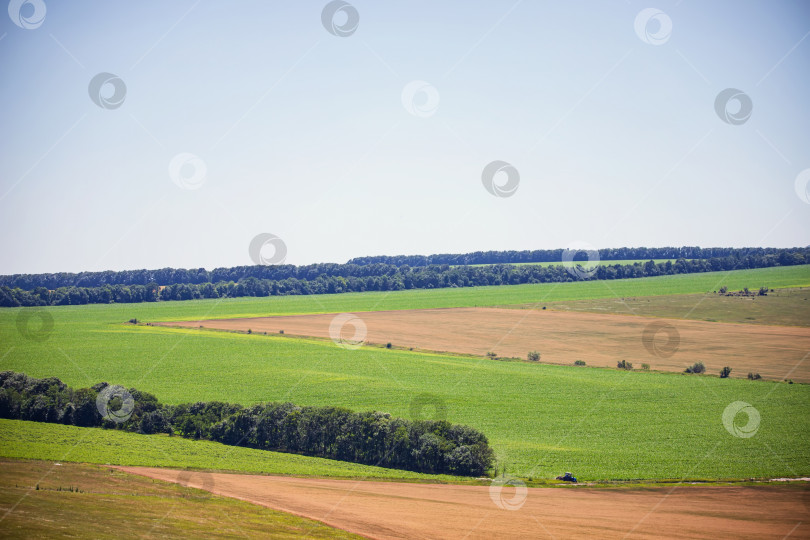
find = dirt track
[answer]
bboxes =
[157,307,810,382]
[117,467,810,539]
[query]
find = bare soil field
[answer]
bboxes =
[118,466,810,539]
[157,308,810,382]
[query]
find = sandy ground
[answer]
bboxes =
[117,467,810,539]
[157,307,810,382]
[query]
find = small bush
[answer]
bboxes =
[386,343,392,349]
[128,318,138,324]
[719,366,732,378]
[486,352,498,359]
[617,360,633,370]
[719,286,728,294]
[641,363,650,371]
[247,329,252,334]
[527,351,540,362]
[758,287,768,296]
[574,360,586,366]
[279,330,284,334]
[747,372,762,380]
[685,362,706,374]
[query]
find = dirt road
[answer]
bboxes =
[117,467,810,539]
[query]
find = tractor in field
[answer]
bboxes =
[555,472,577,483]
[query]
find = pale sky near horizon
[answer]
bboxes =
[1,1,809,274]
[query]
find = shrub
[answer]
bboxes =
[685,362,706,374]
[574,360,586,366]
[758,287,768,296]
[527,351,540,362]
[719,366,732,378]
[128,318,138,324]
[486,352,498,359]
[747,372,762,380]
[641,363,650,371]
[247,329,252,334]
[719,286,728,294]
[617,360,633,370]
[279,330,284,334]
[386,343,392,349]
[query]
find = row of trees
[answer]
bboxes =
[3,247,807,292]
[1,251,807,307]
[348,246,807,266]
[0,371,494,476]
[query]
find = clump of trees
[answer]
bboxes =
[617,360,633,370]
[720,366,732,378]
[717,286,770,297]
[0,371,493,476]
[527,351,540,362]
[574,360,586,366]
[748,372,762,380]
[685,362,706,374]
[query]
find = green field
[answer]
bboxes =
[547,287,810,327]
[0,420,459,481]
[1,265,809,481]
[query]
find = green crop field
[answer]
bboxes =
[1,265,809,482]
[547,286,810,327]
[0,420,459,481]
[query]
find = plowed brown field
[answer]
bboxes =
[117,466,810,539]
[157,308,810,382]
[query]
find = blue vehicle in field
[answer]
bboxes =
[556,472,577,483]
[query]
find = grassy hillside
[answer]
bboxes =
[1,265,809,481]
[1,333,807,480]
[0,420,459,481]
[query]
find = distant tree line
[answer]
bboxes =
[0,371,493,476]
[347,246,806,266]
[1,249,807,308]
[3,247,806,292]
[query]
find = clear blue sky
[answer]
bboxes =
[1,1,808,274]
